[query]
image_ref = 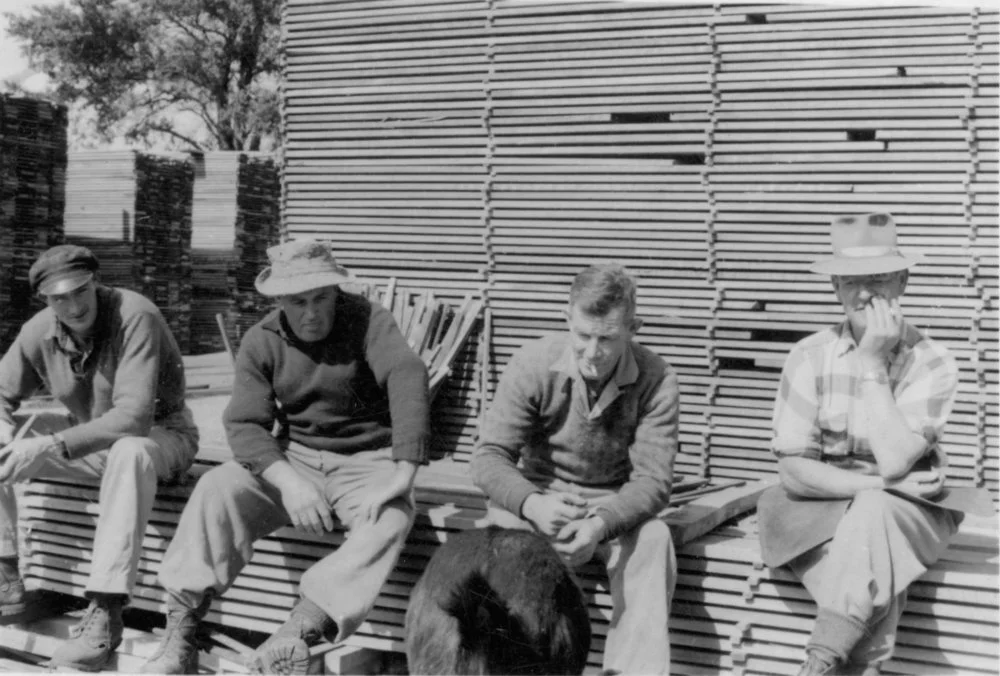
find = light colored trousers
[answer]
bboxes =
[789,489,959,666]
[0,409,198,596]
[158,443,413,643]
[486,476,677,676]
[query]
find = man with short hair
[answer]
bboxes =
[142,239,430,675]
[758,213,993,676]
[0,244,199,670]
[472,263,679,675]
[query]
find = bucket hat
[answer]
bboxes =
[809,212,923,276]
[254,240,353,297]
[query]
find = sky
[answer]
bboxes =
[0,0,62,89]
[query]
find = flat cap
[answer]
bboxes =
[29,244,99,296]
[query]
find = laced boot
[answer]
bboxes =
[797,650,842,676]
[140,594,212,674]
[247,597,334,675]
[49,593,125,672]
[0,557,25,616]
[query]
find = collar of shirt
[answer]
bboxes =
[549,338,640,419]
[44,286,108,364]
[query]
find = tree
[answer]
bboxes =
[5,0,282,151]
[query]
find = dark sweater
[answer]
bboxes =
[0,286,190,459]
[225,290,431,474]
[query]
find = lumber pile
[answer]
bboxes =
[281,0,999,498]
[0,95,67,353]
[64,150,196,353]
[189,152,281,354]
[133,153,195,354]
[63,150,139,289]
[18,465,996,675]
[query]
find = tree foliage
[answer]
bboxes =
[5,0,282,151]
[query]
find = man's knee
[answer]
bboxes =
[378,496,414,537]
[106,437,157,473]
[635,518,674,552]
[189,463,256,508]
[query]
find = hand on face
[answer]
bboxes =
[857,297,902,363]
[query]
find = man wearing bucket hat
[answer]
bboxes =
[0,244,199,670]
[142,240,431,674]
[756,213,993,676]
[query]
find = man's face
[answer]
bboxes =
[45,280,99,337]
[281,286,338,342]
[564,303,636,383]
[832,271,907,335]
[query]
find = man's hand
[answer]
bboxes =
[553,516,605,568]
[262,461,334,536]
[357,460,419,524]
[857,297,903,365]
[521,492,588,537]
[885,469,945,500]
[0,435,58,483]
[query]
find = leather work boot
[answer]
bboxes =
[140,594,212,674]
[0,558,25,616]
[247,597,334,675]
[797,650,841,676]
[49,594,125,672]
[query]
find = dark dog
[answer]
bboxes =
[405,526,591,675]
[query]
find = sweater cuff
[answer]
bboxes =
[509,483,543,520]
[593,506,628,541]
[391,438,429,465]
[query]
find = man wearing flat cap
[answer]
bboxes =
[757,213,992,676]
[0,244,199,670]
[142,240,430,674]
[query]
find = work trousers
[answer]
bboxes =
[0,408,198,596]
[789,488,959,667]
[486,476,677,676]
[158,443,413,643]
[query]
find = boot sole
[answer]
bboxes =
[47,638,122,672]
[248,637,310,675]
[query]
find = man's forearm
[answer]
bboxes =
[779,456,883,499]
[260,459,305,493]
[856,355,927,478]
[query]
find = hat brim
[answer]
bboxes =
[808,251,922,276]
[38,272,94,296]
[254,268,354,297]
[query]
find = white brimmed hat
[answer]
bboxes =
[809,212,923,276]
[254,240,353,297]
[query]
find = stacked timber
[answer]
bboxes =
[281,0,999,498]
[189,153,280,354]
[703,4,999,489]
[0,95,67,353]
[282,0,494,460]
[133,154,194,354]
[63,151,138,289]
[19,466,996,675]
[65,150,196,353]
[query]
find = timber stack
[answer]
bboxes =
[133,153,195,354]
[0,95,67,354]
[189,152,281,354]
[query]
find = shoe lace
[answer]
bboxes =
[150,613,196,662]
[69,604,105,639]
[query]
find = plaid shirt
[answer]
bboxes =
[772,321,958,467]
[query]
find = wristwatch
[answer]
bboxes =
[861,369,890,385]
[49,432,70,460]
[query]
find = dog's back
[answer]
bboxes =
[405,526,591,675]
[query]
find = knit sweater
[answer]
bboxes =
[0,286,190,459]
[472,333,679,540]
[225,289,431,474]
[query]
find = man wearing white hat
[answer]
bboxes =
[0,244,199,670]
[142,240,431,674]
[756,213,992,676]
